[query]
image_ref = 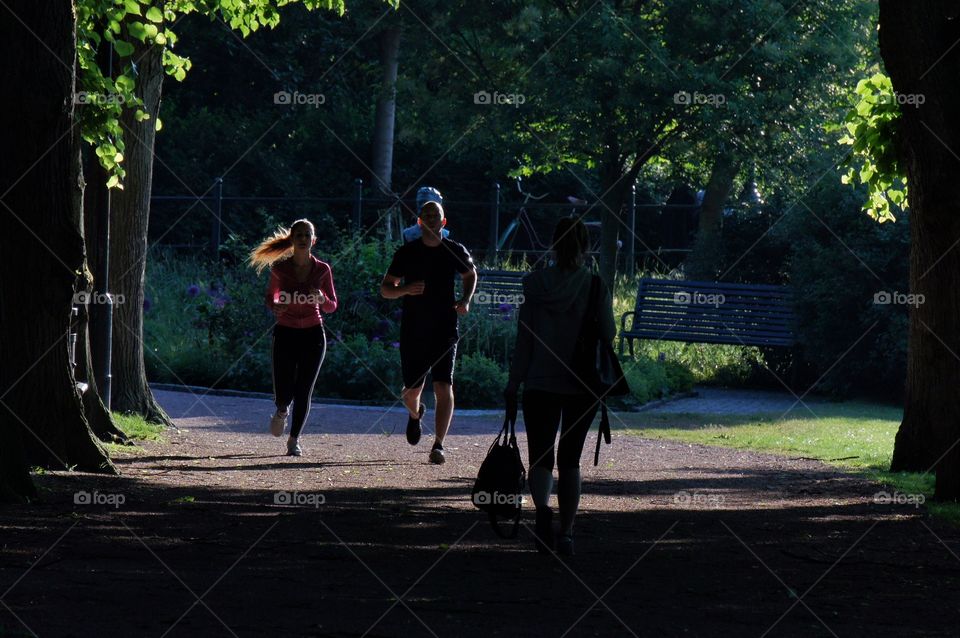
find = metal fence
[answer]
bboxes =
[149,178,699,272]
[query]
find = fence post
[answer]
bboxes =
[488,181,500,260]
[210,176,223,253]
[353,178,363,228]
[627,183,636,277]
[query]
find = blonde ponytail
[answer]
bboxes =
[248,219,315,274]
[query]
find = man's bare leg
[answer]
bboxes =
[433,381,454,446]
[402,384,424,419]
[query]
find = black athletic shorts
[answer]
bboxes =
[400,337,458,388]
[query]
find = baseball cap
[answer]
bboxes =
[416,186,443,211]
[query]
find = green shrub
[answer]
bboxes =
[454,353,508,408]
[143,240,707,406]
[784,180,909,398]
[316,335,403,401]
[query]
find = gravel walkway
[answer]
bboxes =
[0,388,957,637]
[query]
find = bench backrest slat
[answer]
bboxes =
[627,278,796,347]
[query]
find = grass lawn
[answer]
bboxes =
[618,400,960,524]
[104,413,166,456]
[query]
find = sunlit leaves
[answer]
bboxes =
[836,72,907,223]
[75,0,351,188]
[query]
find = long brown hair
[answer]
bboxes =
[248,219,315,274]
[552,216,589,270]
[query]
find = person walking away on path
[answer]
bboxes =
[381,201,477,464]
[249,219,338,457]
[504,217,615,555]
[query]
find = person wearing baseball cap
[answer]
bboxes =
[381,200,477,464]
[402,186,450,243]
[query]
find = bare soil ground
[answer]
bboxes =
[1,389,958,637]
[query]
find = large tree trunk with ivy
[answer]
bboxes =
[880,1,960,499]
[109,39,171,425]
[686,148,738,281]
[0,0,116,502]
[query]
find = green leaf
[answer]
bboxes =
[106,174,120,188]
[113,40,135,57]
[155,117,163,132]
[145,6,163,23]
[124,0,141,16]
[127,21,148,42]
[115,74,135,92]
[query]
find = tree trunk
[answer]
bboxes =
[371,26,401,195]
[371,26,401,239]
[0,0,116,498]
[686,148,738,280]
[597,129,628,291]
[879,1,960,499]
[75,288,129,443]
[109,38,171,425]
[80,149,129,443]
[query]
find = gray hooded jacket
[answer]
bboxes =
[507,266,616,394]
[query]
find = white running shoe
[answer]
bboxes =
[269,410,288,437]
[286,437,302,457]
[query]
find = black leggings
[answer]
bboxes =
[522,390,600,471]
[272,324,326,438]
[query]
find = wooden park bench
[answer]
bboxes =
[475,269,527,315]
[618,278,796,355]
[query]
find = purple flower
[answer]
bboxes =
[390,341,400,349]
[187,284,200,297]
[391,309,403,321]
[372,336,381,342]
[143,297,152,312]
[213,296,228,309]
[498,303,512,313]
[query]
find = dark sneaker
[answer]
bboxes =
[429,443,445,465]
[556,534,575,556]
[406,404,425,445]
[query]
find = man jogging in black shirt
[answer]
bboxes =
[380,200,477,464]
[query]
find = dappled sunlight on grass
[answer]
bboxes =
[622,400,960,524]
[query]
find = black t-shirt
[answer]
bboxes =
[387,238,474,339]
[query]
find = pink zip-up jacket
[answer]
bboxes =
[264,256,338,328]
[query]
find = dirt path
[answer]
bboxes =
[1,389,958,637]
